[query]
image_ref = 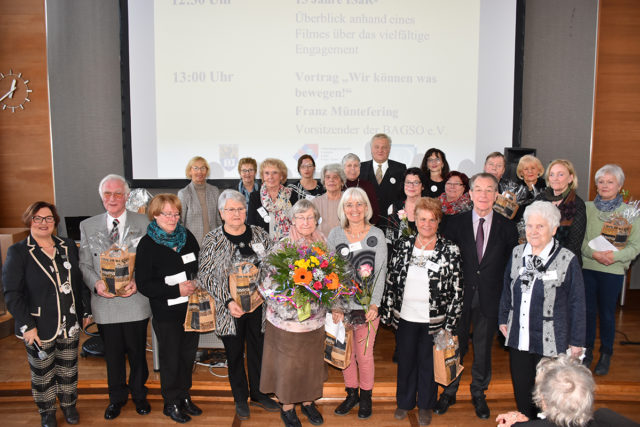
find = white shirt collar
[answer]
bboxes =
[522,238,555,264]
[107,210,127,230]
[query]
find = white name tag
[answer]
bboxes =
[257,207,268,218]
[387,205,394,215]
[348,242,362,252]
[164,271,187,286]
[543,271,558,281]
[167,296,189,306]
[426,260,440,272]
[251,243,266,256]
[182,253,196,264]
[305,194,315,200]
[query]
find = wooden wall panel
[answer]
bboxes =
[0,1,53,227]
[590,0,640,199]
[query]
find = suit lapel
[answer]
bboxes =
[462,212,480,268]
[188,183,202,215]
[26,235,58,287]
[481,214,501,266]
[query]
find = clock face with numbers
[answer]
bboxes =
[0,70,32,112]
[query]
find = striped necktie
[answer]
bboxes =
[375,163,383,184]
[110,218,120,244]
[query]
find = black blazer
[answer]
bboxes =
[360,159,407,225]
[443,210,518,319]
[2,235,85,342]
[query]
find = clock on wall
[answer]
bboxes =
[0,70,32,112]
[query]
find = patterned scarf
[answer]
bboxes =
[438,192,472,215]
[594,194,623,212]
[147,220,187,252]
[260,184,293,241]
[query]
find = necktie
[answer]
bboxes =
[476,218,485,263]
[375,163,383,184]
[110,219,120,244]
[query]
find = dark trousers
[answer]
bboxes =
[98,318,149,403]
[583,269,624,355]
[442,291,497,398]
[26,335,79,414]
[508,348,542,419]
[220,306,268,403]
[396,319,437,410]
[152,318,199,405]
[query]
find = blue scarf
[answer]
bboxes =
[594,194,623,212]
[147,220,187,252]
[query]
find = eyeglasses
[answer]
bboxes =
[32,216,55,224]
[300,164,315,169]
[344,202,365,209]
[159,212,180,219]
[191,166,207,172]
[404,180,422,187]
[294,215,316,223]
[102,192,125,200]
[240,168,255,174]
[445,182,463,187]
[223,208,246,214]
[427,158,442,164]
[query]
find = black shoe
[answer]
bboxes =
[133,399,151,415]
[280,407,302,427]
[181,397,203,416]
[163,403,191,423]
[418,408,432,426]
[594,353,611,376]
[301,402,324,426]
[235,401,250,420]
[61,406,79,424]
[472,395,490,420]
[250,396,280,412]
[104,402,125,420]
[41,411,57,427]
[433,394,456,415]
[358,389,372,419]
[334,387,359,416]
[583,348,594,368]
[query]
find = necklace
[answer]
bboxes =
[411,235,436,268]
[416,234,436,249]
[346,226,366,240]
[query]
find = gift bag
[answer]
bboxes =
[100,245,136,296]
[601,216,632,249]
[229,261,263,313]
[494,191,519,220]
[324,314,353,369]
[184,288,216,332]
[433,336,464,386]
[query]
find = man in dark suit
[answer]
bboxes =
[79,174,152,420]
[435,172,518,420]
[359,133,406,227]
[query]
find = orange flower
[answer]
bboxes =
[312,246,326,257]
[293,268,312,285]
[326,272,340,290]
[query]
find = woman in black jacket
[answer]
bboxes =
[136,194,201,423]
[2,201,85,427]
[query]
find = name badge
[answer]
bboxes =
[543,271,558,281]
[182,253,196,264]
[305,194,315,200]
[348,242,362,252]
[426,260,439,272]
[251,243,266,256]
[387,205,394,215]
[257,207,268,218]
[165,271,187,286]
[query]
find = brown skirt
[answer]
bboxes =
[260,321,328,404]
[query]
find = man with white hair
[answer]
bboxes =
[79,174,151,420]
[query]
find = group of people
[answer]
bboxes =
[2,132,639,427]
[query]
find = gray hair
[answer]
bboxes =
[98,174,130,197]
[594,164,625,188]
[321,163,346,186]
[469,172,499,192]
[337,187,373,228]
[371,133,392,145]
[533,354,595,427]
[524,201,561,230]
[290,199,321,223]
[341,153,361,168]
[217,189,246,211]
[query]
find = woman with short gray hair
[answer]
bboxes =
[312,164,346,237]
[342,153,380,225]
[581,164,640,375]
[499,201,586,419]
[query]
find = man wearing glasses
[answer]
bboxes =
[79,174,152,420]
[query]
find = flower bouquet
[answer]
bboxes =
[262,240,356,321]
[385,208,416,242]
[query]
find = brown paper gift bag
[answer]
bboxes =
[229,262,263,313]
[324,328,353,369]
[100,245,135,296]
[601,216,632,249]
[433,336,464,386]
[494,191,520,220]
[184,288,216,332]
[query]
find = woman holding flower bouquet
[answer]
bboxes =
[260,200,341,427]
[328,187,387,419]
[380,197,463,426]
[385,168,427,242]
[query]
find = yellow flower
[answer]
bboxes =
[309,256,319,267]
[294,258,310,269]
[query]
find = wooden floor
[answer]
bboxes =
[1,290,640,426]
